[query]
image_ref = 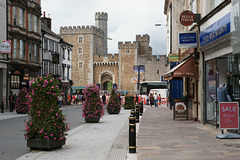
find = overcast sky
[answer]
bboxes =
[41,0,167,55]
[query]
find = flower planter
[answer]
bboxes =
[85,117,100,123]
[108,110,120,114]
[27,139,65,150]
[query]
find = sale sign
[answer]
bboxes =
[219,102,239,129]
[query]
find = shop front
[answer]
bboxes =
[199,3,240,127]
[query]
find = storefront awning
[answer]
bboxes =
[72,86,85,89]
[163,56,198,80]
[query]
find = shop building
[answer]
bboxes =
[199,0,237,126]
[0,0,8,109]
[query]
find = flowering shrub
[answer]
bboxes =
[107,89,121,114]
[82,84,104,119]
[24,74,70,141]
[15,87,32,114]
[124,95,135,109]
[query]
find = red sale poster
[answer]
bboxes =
[219,102,239,129]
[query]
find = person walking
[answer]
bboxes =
[158,94,161,106]
[150,93,154,107]
[154,93,158,107]
[135,94,138,104]
[9,92,15,112]
[102,94,106,105]
[58,95,63,108]
[146,93,149,105]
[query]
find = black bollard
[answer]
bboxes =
[130,109,135,117]
[135,104,139,123]
[139,102,143,116]
[129,113,136,153]
[1,102,3,113]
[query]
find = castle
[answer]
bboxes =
[60,12,167,94]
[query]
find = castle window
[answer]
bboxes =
[78,48,83,54]
[78,62,83,69]
[126,49,129,53]
[78,36,83,43]
[157,69,159,74]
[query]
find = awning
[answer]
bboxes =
[163,56,198,80]
[72,86,85,89]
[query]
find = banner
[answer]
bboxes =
[168,54,179,62]
[133,65,145,84]
[0,40,11,53]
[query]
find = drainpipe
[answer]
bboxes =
[6,0,9,109]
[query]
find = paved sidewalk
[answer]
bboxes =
[17,109,137,160]
[137,105,240,160]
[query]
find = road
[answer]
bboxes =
[0,105,84,160]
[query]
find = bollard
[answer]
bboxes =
[128,113,136,153]
[135,104,139,123]
[130,109,135,117]
[1,102,3,113]
[139,102,143,116]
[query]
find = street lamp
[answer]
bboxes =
[155,24,167,27]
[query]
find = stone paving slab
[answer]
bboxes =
[137,105,240,160]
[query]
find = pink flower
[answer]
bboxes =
[39,129,44,133]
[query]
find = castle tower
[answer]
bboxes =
[95,12,108,54]
[136,34,151,56]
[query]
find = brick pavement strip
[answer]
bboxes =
[137,105,240,160]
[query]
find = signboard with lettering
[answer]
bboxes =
[200,13,230,47]
[0,40,11,53]
[180,10,195,26]
[219,102,239,129]
[178,32,197,48]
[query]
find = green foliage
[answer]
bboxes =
[82,84,104,119]
[15,87,32,114]
[107,89,121,114]
[24,75,69,141]
[124,95,135,109]
[107,82,113,93]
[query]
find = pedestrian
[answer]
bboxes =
[154,93,158,107]
[102,94,106,105]
[77,94,81,104]
[158,94,161,106]
[72,94,76,104]
[82,94,85,104]
[146,93,149,105]
[150,93,154,107]
[58,95,63,108]
[118,93,121,105]
[135,94,138,104]
[9,92,15,112]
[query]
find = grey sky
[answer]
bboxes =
[41,0,167,55]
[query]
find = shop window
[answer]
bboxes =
[11,75,20,89]
[43,61,48,75]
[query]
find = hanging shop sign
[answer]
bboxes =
[200,13,230,47]
[180,10,195,26]
[219,102,239,129]
[178,32,197,48]
[0,40,11,54]
[168,54,179,62]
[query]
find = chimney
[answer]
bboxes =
[41,11,52,30]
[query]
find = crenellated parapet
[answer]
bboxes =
[60,25,103,37]
[95,12,108,21]
[136,34,150,42]
[93,54,119,63]
[118,41,138,49]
